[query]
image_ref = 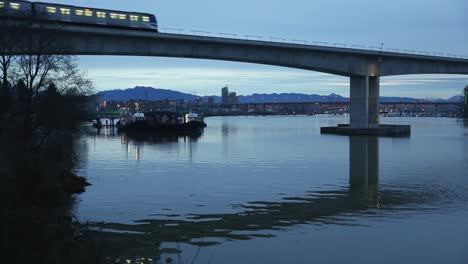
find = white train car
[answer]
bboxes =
[0,1,158,31]
[33,2,158,31]
[0,1,33,17]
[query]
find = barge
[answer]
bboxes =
[117,111,206,135]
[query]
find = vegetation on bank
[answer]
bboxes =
[0,33,101,263]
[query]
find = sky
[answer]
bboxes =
[45,0,468,98]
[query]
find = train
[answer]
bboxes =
[0,0,158,31]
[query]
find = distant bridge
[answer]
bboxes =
[218,101,463,108]
[2,18,468,132]
[204,101,463,117]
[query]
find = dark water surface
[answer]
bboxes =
[76,116,468,263]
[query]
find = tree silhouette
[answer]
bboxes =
[0,19,100,264]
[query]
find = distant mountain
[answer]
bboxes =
[446,95,464,103]
[380,97,431,103]
[96,86,463,103]
[96,86,197,101]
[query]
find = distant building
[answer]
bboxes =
[465,86,468,104]
[228,92,239,104]
[222,86,229,104]
[464,86,468,118]
[196,96,202,106]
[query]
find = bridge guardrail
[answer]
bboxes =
[159,27,468,60]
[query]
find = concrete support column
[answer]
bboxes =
[368,76,380,127]
[350,76,380,128]
[350,76,369,127]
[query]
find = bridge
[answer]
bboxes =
[217,101,462,108]
[2,18,468,134]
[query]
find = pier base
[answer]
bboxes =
[321,75,410,136]
[321,124,411,136]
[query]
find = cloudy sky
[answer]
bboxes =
[46,0,468,98]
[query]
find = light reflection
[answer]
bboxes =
[104,126,108,142]
[135,145,140,161]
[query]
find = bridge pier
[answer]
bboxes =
[350,76,379,128]
[321,75,410,136]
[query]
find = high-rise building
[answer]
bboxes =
[228,92,239,104]
[222,86,229,104]
[464,86,468,118]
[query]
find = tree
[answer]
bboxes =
[0,19,30,110]
[0,24,94,137]
[0,21,100,264]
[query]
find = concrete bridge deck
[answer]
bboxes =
[2,18,468,77]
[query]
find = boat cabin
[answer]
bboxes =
[185,112,199,123]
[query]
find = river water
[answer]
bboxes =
[76,115,468,264]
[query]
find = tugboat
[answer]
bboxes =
[185,111,207,128]
[118,111,206,135]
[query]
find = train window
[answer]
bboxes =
[60,8,71,15]
[46,7,56,13]
[75,9,84,16]
[96,11,106,18]
[142,16,150,22]
[9,2,20,9]
[118,14,126,20]
[0,2,4,9]
[84,9,93,16]
[130,15,139,21]
[110,13,118,19]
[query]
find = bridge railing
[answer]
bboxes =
[160,27,468,60]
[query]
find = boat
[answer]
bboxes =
[118,111,206,135]
[185,111,207,128]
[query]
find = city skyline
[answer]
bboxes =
[44,0,468,97]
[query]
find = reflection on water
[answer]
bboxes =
[86,127,201,162]
[77,116,468,264]
[86,135,435,257]
[349,136,380,208]
[221,121,238,138]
